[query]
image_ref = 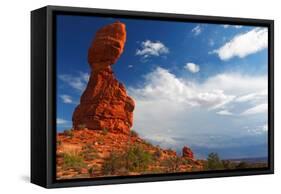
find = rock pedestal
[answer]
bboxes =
[72,22,135,134]
[182,146,194,159]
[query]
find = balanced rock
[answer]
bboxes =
[182,146,194,159]
[72,21,135,134]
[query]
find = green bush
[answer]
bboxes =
[182,158,192,165]
[124,144,153,172]
[82,143,98,160]
[235,162,250,169]
[130,130,139,137]
[162,156,181,173]
[57,140,62,146]
[63,152,85,170]
[205,152,224,170]
[63,129,74,138]
[102,151,123,175]
[143,140,153,147]
[102,144,154,175]
[153,148,162,160]
[222,160,236,169]
[102,128,109,135]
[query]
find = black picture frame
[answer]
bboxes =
[31,5,274,188]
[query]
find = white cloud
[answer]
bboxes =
[129,68,267,112]
[144,134,177,147]
[57,118,69,125]
[128,65,133,68]
[128,67,268,150]
[60,94,74,104]
[223,25,242,29]
[216,109,233,116]
[59,72,89,92]
[191,25,202,36]
[235,90,267,104]
[245,124,268,135]
[213,27,268,60]
[136,40,169,58]
[129,67,234,110]
[241,103,268,115]
[184,62,200,73]
[262,124,268,132]
[202,73,267,95]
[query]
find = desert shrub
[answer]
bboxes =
[142,139,153,147]
[162,156,182,173]
[124,144,153,172]
[235,162,250,169]
[222,160,236,170]
[102,151,123,175]
[130,130,139,137]
[88,165,99,177]
[88,167,94,176]
[148,167,162,174]
[63,152,85,170]
[102,128,109,135]
[77,124,86,129]
[182,158,192,165]
[191,166,200,172]
[102,144,154,175]
[57,140,62,146]
[205,152,224,170]
[82,143,98,160]
[153,148,162,160]
[63,129,74,138]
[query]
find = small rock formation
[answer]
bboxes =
[182,146,194,159]
[72,21,135,134]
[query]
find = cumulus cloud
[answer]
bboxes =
[213,27,268,60]
[191,25,202,36]
[57,118,69,125]
[184,62,200,73]
[129,67,234,110]
[245,124,268,135]
[59,72,89,92]
[136,40,169,59]
[241,103,268,115]
[235,90,267,104]
[60,94,74,104]
[223,25,243,29]
[216,110,233,116]
[201,73,267,95]
[128,67,268,150]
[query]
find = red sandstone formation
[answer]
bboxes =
[182,146,194,159]
[72,21,135,134]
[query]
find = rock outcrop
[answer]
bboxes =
[72,21,135,134]
[182,146,194,159]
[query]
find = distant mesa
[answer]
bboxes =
[72,21,135,134]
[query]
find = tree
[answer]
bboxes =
[206,152,224,170]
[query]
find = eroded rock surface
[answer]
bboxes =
[72,21,135,134]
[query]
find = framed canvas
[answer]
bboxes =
[31,5,274,188]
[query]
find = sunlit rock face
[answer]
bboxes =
[73,21,135,134]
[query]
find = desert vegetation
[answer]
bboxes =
[202,152,268,171]
[56,128,267,179]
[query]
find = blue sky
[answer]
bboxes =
[56,14,268,159]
